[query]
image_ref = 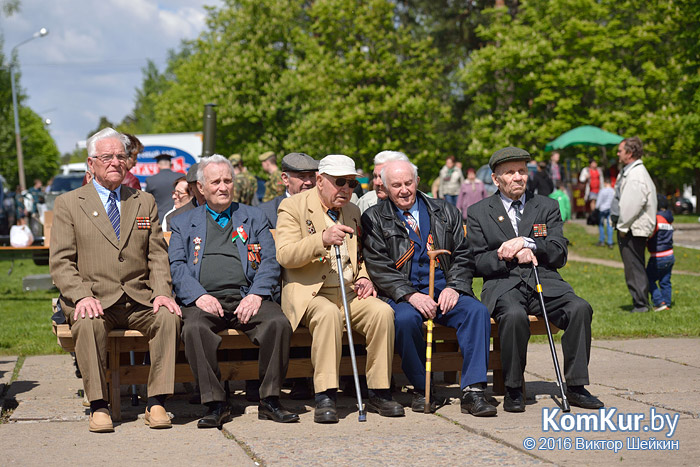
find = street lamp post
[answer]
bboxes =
[10,27,49,191]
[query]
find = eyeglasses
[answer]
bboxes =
[93,153,128,164]
[172,190,188,197]
[333,177,359,189]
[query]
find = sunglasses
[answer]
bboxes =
[333,177,360,189]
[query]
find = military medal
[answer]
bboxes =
[306,219,316,234]
[247,243,262,269]
[232,225,248,243]
[193,237,201,265]
[533,224,548,237]
[497,216,505,222]
[136,216,151,229]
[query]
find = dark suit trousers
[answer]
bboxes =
[181,297,292,404]
[492,283,592,388]
[618,232,650,309]
[63,294,181,403]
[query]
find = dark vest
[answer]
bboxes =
[403,197,446,291]
[199,215,247,299]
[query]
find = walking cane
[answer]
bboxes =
[334,244,367,422]
[531,263,571,412]
[425,249,451,413]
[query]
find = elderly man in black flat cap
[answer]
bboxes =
[259,153,319,227]
[466,147,603,413]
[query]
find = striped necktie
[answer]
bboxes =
[107,191,120,240]
[404,211,420,238]
[511,200,522,234]
[327,209,339,223]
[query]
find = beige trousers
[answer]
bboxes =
[302,286,394,393]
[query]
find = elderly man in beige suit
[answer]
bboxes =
[50,128,181,433]
[276,154,403,423]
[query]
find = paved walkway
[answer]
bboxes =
[2,338,698,466]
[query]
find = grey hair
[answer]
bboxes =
[86,128,129,158]
[197,154,234,184]
[374,150,409,165]
[380,160,418,187]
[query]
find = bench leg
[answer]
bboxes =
[491,334,505,395]
[109,338,122,422]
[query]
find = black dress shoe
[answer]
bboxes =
[411,392,439,413]
[367,395,405,417]
[197,402,231,428]
[503,388,525,413]
[566,387,604,409]
[289,379,313,400]
[258,397,300,423]
[314,397,338,424]
[461,391,497,417]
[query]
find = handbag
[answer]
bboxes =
[586,208,600,226]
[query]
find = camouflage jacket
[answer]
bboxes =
[263,170,285,202]
[233,171,258,205]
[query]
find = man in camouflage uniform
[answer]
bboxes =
[229,153,258,205]
[260,151,285,202]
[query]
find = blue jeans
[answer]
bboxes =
[646,254,674,307]
[444,194,458,205]
[598,209,613,245]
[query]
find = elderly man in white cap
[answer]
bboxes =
[275,154,403,423]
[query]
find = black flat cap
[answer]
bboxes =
[489,147,531,171]
[186,163,199,183]
[281,152,318,172]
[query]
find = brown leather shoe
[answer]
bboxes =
[89,408,114,433]
[144,405,172,429]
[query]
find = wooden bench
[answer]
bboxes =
[52,315,556,421]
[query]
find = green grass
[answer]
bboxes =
[0,260,62,356]
[673,214,699,224]
[563,222,700,272]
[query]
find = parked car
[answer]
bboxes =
[45,173,85,211]
[673,197,694,215]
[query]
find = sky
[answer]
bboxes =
[1,0,222,155]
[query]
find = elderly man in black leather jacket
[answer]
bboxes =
[361,160,495,417]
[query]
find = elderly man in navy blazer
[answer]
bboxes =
[169,154,298,428]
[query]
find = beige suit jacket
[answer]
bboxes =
[276,188,367,330]
[49,183,172,309]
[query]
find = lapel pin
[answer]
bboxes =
[93,211,98,217]
[497,216,504,222]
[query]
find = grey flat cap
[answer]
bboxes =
[489,147,531,171]
[186,163,199,183]
[281,152,318,172]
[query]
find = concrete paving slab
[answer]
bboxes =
[0,419,253,466]
[223,395,541,466]
[524,341,700,395]
[592,338,700,368]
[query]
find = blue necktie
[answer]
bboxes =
[107,191,120,240]
[327,209,339,223]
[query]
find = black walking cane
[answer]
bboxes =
[334,244,367,422]
[531,263,570,412]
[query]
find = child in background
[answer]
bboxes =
[596,178,615,248]
[646,195,675,311]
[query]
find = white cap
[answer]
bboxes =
[318,154,357,177]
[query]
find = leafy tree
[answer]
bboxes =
[150,0,447,177]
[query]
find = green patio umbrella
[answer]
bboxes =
[544,125,624,151]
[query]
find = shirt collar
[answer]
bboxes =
[205,203,233,226]
[498,191,525,210]
[92,180,121,209]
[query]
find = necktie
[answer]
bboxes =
[327,209,339,223]
[511,200,522,234]
[107,191,120,240]
[404,211,420,238]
